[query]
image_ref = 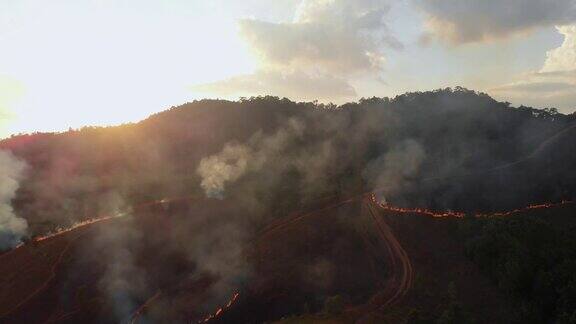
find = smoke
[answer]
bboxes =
[184,207,252,303]
[59,191,142,322]
[97,222,146,322]
[94,201,145,322]
[0,149,28,250]
[0,90,572,318]
[364,139,426,204]
[194,116,345,305]
[197,117,306,199]
[197,144,253,199]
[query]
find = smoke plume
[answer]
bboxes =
[184,206,252,303]
[197,144,254,199]
[95,210,145,322]
[0,149,27,250]
[197,117,306,199]
[364,139,426,204]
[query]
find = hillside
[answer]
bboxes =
[2,193,575,323]
[2,88,575,237]
[1,88,576,323]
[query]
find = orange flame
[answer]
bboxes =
[200,292,240,323]
[371,194,574,218]
[34,195,193,243]
[34,213,127,242]
[475,200,574,218]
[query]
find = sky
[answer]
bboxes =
[0,0,575,137]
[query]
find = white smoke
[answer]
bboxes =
[0,149,28,250]
[197,144,254,199]
[364,139,426,203]
[93,194,144,322]
[197,117,305,198]
[186,211,251,302]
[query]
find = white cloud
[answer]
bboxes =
[197,0,398,102]
[489,24,576,112]
[240,0,398,76]
[417,0,576,44]
[193,69,356,101]
[542,25,576,72]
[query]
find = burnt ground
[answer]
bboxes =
[1,196,558,323]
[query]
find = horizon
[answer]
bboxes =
[1,86,572,140]
[1,0,576,137]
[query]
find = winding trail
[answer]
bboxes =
[366,195,414,308]
[257,197,357,239]
[354,194,414,323]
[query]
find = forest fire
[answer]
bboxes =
[370,194,465,218]
[371,194,574,219]
[199,292,239,323]
[34,212,128,243]
[1,195,197,254]
[378,204,466,218]
[475,200,574,218]
[9,192,573,257]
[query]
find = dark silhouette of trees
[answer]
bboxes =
[460,213,576,322]
[1,88,575,236]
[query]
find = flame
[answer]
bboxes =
[199,292,239,323]
[370,194,574,218]
[378,204,466,218]
[475,200,574,218]
[12,193,573,250]
[34,213,128,242]
[3,195,198,253]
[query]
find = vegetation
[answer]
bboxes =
[2,88,575,237]
[459,213,576,322]
[435,283,475,324]
[2,88,576,323]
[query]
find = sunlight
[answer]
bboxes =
[0,1,256,135]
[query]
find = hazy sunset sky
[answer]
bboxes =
[1,0,575,136]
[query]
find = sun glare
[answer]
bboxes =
[0,2,256,136]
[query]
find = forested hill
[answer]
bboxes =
[2,87,576,235]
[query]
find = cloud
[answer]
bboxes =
[489,24,576,112]
[542,25,576,72]
[490,79,576,111]
[0,149,28,250]
[240,0,397,76]
[193,69,356,101]
[196,0,397,101]
[491,81,575,93]
[416,0,576,44]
